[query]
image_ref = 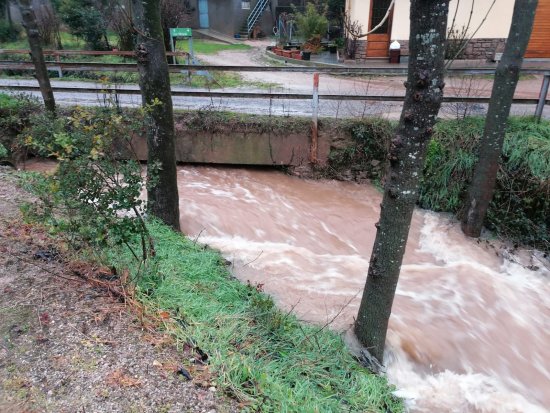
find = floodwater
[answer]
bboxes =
[177,165,550,413]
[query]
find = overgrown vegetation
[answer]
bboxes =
[420,117,550,250]
[0,93,41,160]
[329,116,550,250]
[181,110,310,134]
[293,3,328,50]
[0,19,21,42]
[102,219,403,412]
[327,118,393,182]
[56,0,110,50]
[20,102,152,259]
[4,90,547,250]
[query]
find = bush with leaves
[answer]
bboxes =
[22,104,154,262]
[56,0,110,50]
[0,19,20,42]
[420,117,550,251]
[0,143,7,159]
[0,93,41,160]
[293,3,328,44]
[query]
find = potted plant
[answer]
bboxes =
[293,4,328,47]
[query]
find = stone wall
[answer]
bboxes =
[356,38,505,61]
[354,40,368,61]
[460,38,506,60]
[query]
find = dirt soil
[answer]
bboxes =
[0,167,236,413]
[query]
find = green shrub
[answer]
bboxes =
[327,118,393,182]
[21,105,152,257]
[327,116,548,250]
[57,0,110,50]
[293,3,328,42]
[0,93,41,157]
[0,143,7,159]
[419,117,481,212]
[0,20,21,42]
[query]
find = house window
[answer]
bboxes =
[242,1,250,9]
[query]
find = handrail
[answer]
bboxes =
[1,60,549,76]
[0,49,189,57]
[0,84,548,106]
[246,0,269,36]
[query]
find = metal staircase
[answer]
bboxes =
[239,0,270,38]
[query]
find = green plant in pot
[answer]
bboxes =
[293,3,328,55]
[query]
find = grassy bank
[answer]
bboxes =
[100,220,402,412]
[0,34,261,88]
[327,116,550,251]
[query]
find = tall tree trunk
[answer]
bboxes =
[354,0,449,364]
[18,0,56,115]
[131,0,181,231]
[461,0,538,237]
[7,0,12,28]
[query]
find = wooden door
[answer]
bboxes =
[525,0,550,58]
[366,0,393,58]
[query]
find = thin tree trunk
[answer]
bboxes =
[354,0,450,364]
[461,0,538,237]
[7,1,12,28]
[132,0,181,231]
[18,0,56,115]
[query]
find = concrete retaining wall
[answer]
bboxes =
[125,115,335,167]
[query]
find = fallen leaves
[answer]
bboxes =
[105,369,142,388]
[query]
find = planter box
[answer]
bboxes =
[282,50,293,58]
[291,51,302,60]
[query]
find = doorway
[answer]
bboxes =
[366,0,393,58]
[198,0,209,29]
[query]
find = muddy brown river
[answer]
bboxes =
[177,165,549,413]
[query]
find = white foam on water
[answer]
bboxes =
[176,166,550,412]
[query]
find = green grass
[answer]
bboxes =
[420,117,550,249]
[175,39,251,55]
[0,31,118,51]
[105,220,402,413]
[1,33,273,89]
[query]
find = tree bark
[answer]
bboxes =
[18,0,56,115]
[461,0,538,237]
[354,0,449,364]
[131,0,181,231]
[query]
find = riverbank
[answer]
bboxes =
[0,167,403,412]
[0,167,238,413]
[1,94,548,250]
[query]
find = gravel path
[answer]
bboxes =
[0,167,237,413]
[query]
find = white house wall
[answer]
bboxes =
[391,0,515,40]
[347,0,516,60]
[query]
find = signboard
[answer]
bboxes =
[170,28,192,38]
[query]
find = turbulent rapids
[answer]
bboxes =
[177,165,549,413]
